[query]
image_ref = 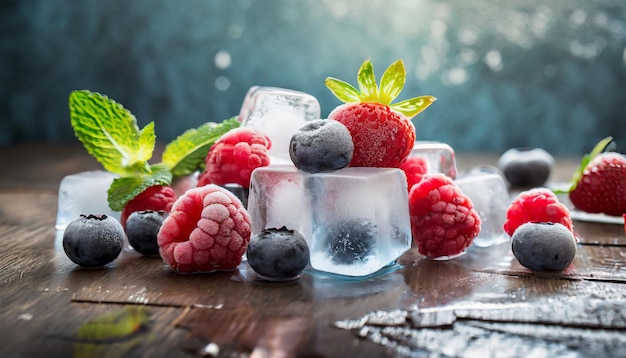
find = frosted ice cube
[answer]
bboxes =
[455,168,510,247]
[55,170,120,230]
[410,141,457,179]
[248,165,304,235]
[303,168,411,277]
[239,86,321,165]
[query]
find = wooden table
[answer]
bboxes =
[1,144,625,357]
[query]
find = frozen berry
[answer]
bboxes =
[318,219,376,264]
[198,128,271,188]
[498,147,554,188]
[511,222,577,271]
[157,184,251,273]
[399,156,428,191]
[126,210,167,256]
[504,188,572,236]
[120,185,176,229]
[63,214,125,267]
[409,173,481,259]
[246,227,310,281]
[289,119,354,173]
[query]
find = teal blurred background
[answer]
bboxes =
[1,0,625,155]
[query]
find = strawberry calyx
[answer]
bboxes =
[554,136,614,194]
[325,59,436,119]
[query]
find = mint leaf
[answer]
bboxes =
[107,163,173,211]
[69,90,154,176]
[379,60,406,105]
[161,117,240,177]
[391,95,437,119]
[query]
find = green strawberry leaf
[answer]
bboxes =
[324,77,361,103]
[553,136,614,194]
[391,95,437,119]
[357,59,379,102]
[69,90,154,176]
[162,117,240,177]
[379,60,406,105]
[107,163,173,211]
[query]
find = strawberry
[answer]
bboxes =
[198,128,271,188]
[120,185,177,229]
[557,137,626,217]
[157,184,251,273]
[409,173,481,258]
[325,59,436,168]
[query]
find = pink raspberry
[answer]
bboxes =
[400,156,428,191]
[120,185,176,229]
[197,128,271,188]
[157,184,251,273]
[504,188,573,236]
[409,173,481,258]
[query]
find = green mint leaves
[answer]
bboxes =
[325,59,437,119]
[69,90,240,211]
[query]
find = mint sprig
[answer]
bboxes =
[69,90,241,211]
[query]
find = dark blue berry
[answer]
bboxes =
[498,147,554,188]
[62,214,125,267]
[246,227,310,281]
[511,222,577,271]
[126,210,167,256]
[289,119,353,173]
[319,219,376,264]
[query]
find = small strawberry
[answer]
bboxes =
[120,185,177,229]
[503,188,572,236]
[198,128,271,188]
[409,173,481,258]
[157,184,251,273]
[325,59,436,168]
[400,156,428,192]
[556,137,626,217]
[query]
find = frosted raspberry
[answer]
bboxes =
[157,184,251,273]
[400,156,428,191]
[503,188,573,236]
[198,128,271,188]
[120,185,177,229]
[409,173,481,258]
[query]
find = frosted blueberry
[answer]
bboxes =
[63,214,125,267]
[126,210,167,256]
[289,119,353,173]
[511,222,577,271]
[246,227,310,281]
[498,147,554,188]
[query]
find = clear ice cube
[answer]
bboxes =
[410,141,457,179]
[55,170,120,230]
[303,168,411,277]
[239,86,321,165]
[455,169,510,247]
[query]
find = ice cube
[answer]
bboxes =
[455,168,510,248]
[239,86,321,165]
[303,168,411,277]
[55,170,120,230]
[410,141,457,179]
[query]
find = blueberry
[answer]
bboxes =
[126,210,167,256]
[498,147,554,188]
[511,222,577,271]
[320,219,376,264]
[246,227,310,281]
[63,214,125,267]
[289,119,354,173]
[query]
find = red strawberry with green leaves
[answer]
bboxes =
[325,59,436,168]
[557,136,626,216]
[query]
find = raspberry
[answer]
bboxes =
[409,173,481,258]
[157,184,251,273]
[198,128,271,188]
[399,156,428,191]
[503,188,572,236]
[120,185,176,229]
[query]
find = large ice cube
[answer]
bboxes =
[455,168,510,247]
[239,86,321,165]
[303,168,411,277]
[55,170,120,230]
[410,141,457,179]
